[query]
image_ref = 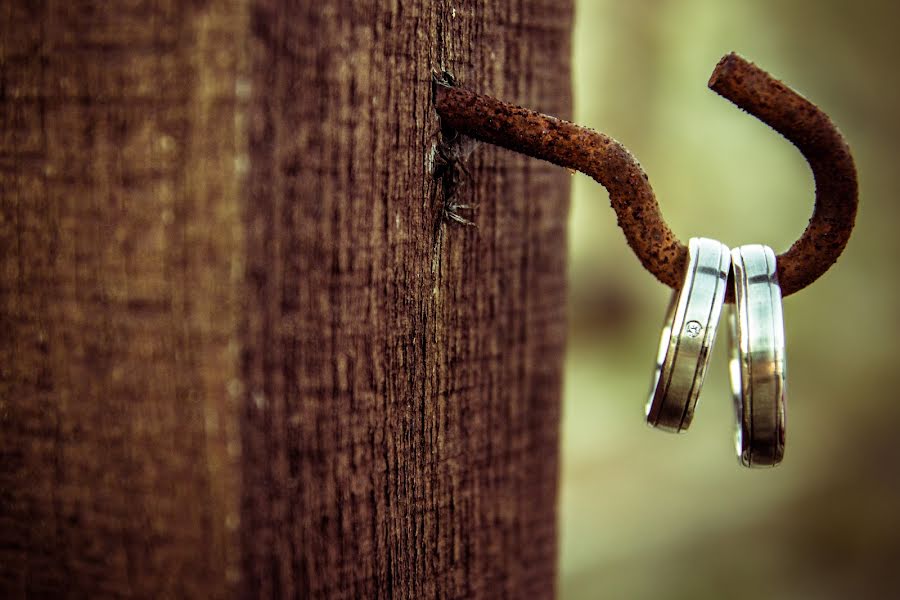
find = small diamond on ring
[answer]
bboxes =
[685,321,703,337]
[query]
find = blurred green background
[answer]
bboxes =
[561,1,900,598]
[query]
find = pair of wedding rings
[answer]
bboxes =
[646,238,786,467]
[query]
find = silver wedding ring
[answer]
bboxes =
[728,244,787,467]
[647,238,730,432]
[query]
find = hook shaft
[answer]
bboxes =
[432,53,858,299]
[433,75,684,290]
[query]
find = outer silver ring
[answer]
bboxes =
[646,237,730,432]
[728,244,787,467]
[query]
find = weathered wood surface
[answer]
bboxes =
[0,1,572,597]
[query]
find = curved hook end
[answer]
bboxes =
[708,52,858,298]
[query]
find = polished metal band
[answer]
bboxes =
[647,237,730,432]
[729,244,787,467]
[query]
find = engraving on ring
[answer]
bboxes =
[684,321,703,338]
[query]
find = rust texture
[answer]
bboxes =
[434,53,858,298]
[709,53,858,297]
[433,75,686,291]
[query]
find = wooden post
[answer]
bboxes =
[0,1,572,597]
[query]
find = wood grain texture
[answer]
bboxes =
[1,0,572,598]
[239,2,573,597]
[0,1,246,597]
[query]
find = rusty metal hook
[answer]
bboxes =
[432,53,858,299]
